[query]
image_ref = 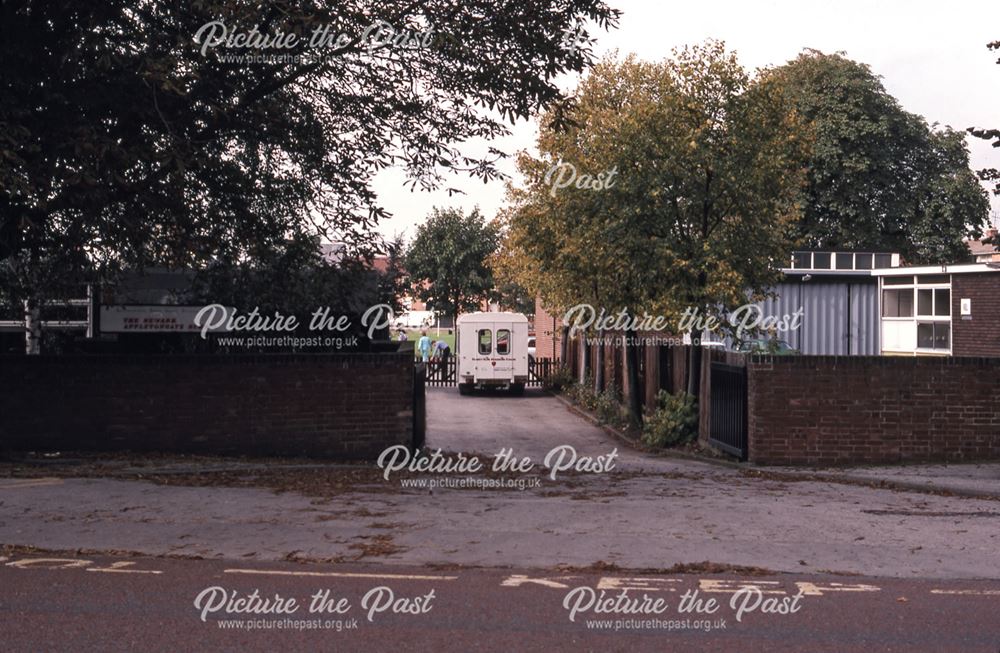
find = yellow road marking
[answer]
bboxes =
[225,569,457,581]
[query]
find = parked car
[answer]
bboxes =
[736,338,800,355]
[527,336,536,363]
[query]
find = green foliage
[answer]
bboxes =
[187,233,385,345]
[769,50,990,263]
[563,377,629,428]
[642,391,698,448]
[501,41,809,412]
[565,375,598,412]
[968,40,1000,209]
[377,235,410,315]
[503,41,809,342]
[594,383,628,428]
[405,207,501,322]
[542,366,575,391]
[0,1,620,307]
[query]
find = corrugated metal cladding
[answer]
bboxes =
[756,281,879,355]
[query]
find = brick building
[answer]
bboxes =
[533,298,564,361]
[874,263,1000,357]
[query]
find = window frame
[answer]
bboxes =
[477,329,492,355]
[496,329,511,355]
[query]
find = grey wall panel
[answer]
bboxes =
[750,281,879,355]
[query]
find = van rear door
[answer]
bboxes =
[491,324,515,378]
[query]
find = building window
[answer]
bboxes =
[792,252,810,269]
[855,253,873,270]
[813,252,832,269]
[836,253,854,270]
[935,288,951,316]
[496,329,510,355]
[882,289,913,317]
[883,275,914,286]
[478,329,492,355]
[917,323,950,350]
[874,253,893,268]
[917,288,950,317]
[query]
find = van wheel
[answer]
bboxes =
[509,383,525,396]
[458,383,473,396]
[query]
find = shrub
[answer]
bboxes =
[544,366,576,392]
[564,375,597,411]
[595,383,627,428]
[642,391,698,448]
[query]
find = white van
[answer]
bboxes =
[456,312,529,395]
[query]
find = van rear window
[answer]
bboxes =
[496,329,510,355]
[478,329,492,355]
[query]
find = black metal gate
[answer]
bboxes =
[709,362,748,460]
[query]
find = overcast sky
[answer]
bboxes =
[373,0,1000,240]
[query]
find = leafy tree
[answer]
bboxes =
[405,207,500,324]
[0,0,619,351]
[189,233,383,345]
[376,235,410,316]
[769,51,990,263]
[968,39,1000,248]
[503,43,809,421]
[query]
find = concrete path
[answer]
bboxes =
[777,462,1000,499]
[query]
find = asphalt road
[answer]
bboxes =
[1,553,998,652]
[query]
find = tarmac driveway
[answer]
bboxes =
[425,386,709,474]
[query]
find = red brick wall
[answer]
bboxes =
[533,298,562,361]
[747,357,1000,465]
[952,274,1000,357]
[0,353,414,459]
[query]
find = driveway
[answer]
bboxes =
[425,386,710,473]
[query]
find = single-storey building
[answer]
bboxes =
[874,263,1000,357]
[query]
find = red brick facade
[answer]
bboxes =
[0,353,415,459]
[747,356,1000,465]
[951,274,1000,357]
[533,298,563,361]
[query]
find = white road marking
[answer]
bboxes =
[930,589,1000,596]
[86,561,163,575]
[596,577,683,592]
[699,579,786,595]
[7,558,92,569]
[500,574,578,588]
[225,569,457,581]
[795,582,881,596]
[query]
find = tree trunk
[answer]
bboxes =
[559,324,569,368]
[686,327,702,397]
[624,330,642,425]
[24,297,41,355]
[595,339,604,392]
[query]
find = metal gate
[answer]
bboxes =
[709,362,748,460]
[423,357,557,388]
